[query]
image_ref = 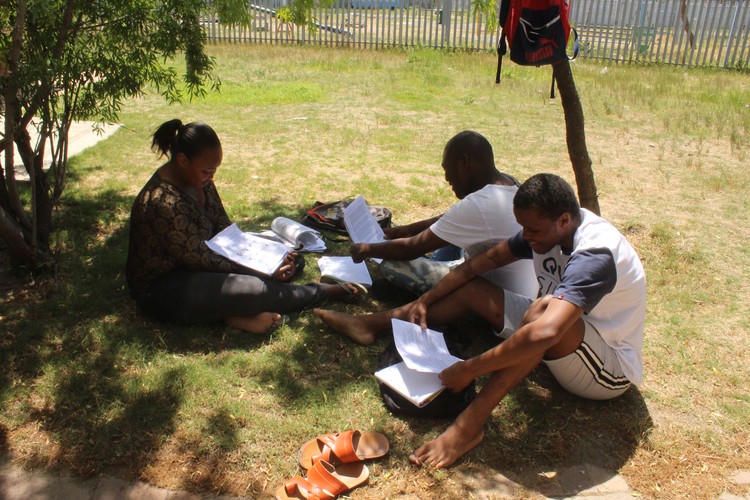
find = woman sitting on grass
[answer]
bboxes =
[125,119,359,334]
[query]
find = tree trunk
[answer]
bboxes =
[553,59,601,216]
[0,0,55,269]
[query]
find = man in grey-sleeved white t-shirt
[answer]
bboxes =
[504,206,646,388]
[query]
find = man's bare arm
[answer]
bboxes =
[383,215,442,240]
[350,228,448,262]
[405,240,520,328]
[441,299,585,391]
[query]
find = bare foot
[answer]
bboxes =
[226,312,284,334]
[408,421,485,469]
[312,308,376,345]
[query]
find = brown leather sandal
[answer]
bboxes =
[275,459,369,500]
[298,430,389,470]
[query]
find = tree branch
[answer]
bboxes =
[3,0,33,230]
[553,59,601,215]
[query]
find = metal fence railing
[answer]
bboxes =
[571,0,750,68]
[203,0,750,69]
[203,0,499,51]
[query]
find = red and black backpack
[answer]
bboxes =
[495,0,579,96]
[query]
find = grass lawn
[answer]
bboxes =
[1,44,749,499]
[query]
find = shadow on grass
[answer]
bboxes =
[0,187,374,494]
[0,184,653,497]
[0,187,190,478]
[467,368,653,496]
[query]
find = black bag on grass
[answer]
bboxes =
[376,339,476,419]
[302,199,392,236]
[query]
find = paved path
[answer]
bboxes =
[0,120,120,181]
[1,460,635,499]
[0,460,244,500]
[4,460,749,499]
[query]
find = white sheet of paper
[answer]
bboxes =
[317,256,372,286]
[391,318,462,374]
[206,223,288,275]
[343,196,385,263]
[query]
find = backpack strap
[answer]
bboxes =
[568,27,580,60]
[550,73,556,99]
[495,0,512,84]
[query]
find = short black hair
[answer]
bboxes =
[514,173,581,220]
[443,130,494,171]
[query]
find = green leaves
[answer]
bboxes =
[0,0,242,266]
[1,0,237,127]
[470,0,498,32]
[210,0,253,26]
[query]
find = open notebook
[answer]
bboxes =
[374,319,462,408]
[374,362,445,407]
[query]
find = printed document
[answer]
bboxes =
[343,196,385,262]
[374,362,445,408]
[206,223,288,276]
[373,320,463,408]
[391,318,462,373]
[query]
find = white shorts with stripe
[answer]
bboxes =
[501,290,631,400]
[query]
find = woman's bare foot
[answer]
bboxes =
[408,420,485,469]
[226,312,284,334]
[312,308,377,345]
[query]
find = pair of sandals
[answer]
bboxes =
[275,430,389,499]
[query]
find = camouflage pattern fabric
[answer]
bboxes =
[379,256,464,296]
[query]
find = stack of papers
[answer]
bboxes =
[374,362,446,407]
[263,217,326,253]
[374,319,463,407]
[392,319,463,372]
[207,218,326,275]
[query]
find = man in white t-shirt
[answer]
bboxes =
[314,173,646,469]
[351,130,536,298]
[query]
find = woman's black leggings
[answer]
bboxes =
[135,269,325,324]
